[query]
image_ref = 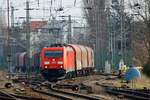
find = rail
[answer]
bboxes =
[95,82,150,100]
[0,90,45,100]
[31,82,103,100]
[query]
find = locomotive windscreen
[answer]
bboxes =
[44,50,63,58]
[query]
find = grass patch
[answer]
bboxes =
[118,74,150,89]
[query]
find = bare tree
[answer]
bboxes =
[129,0,150,76]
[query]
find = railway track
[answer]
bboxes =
[106,87,150,100]
[31,82,104,100]
[0,90,45,100]
[0,91,17,100]
[96,82,150,100]
[132,88,150,94]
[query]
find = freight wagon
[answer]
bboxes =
[14,52,40,73]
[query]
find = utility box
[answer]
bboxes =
[105,61,111,74]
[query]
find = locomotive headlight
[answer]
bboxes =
[58,61,63,64]
[44,61,50,64]
[45,66,48,68]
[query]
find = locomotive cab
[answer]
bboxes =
[41,47,65,81]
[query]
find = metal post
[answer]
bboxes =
[95,1,105,72]
[11,6,14,28]
[95,5,100,71]
[106,7,111,66]
[68,15,72,44]
[110,9,113,69]
[11,6,14,73]
[26,0,30,77]
[113,31,116,68]
[96,1,103,71]
[120,0,124,62]
[7,0,11,77]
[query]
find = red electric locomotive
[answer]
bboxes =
[41,44,94,81]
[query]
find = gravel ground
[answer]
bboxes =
[58,75,131,100]
[0,70,57,100]
[0,70,149,100]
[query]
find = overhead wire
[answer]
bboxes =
[55,0,83,19]
[4,0,84,23]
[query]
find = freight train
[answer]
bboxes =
[14,52,40,73]
[41,44,94,81]
[14,44,94,81]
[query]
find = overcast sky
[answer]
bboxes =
[0,0,84,24]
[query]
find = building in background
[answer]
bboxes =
[31,21,47,32]
[30,18,68,52]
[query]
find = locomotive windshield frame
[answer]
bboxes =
[44,50,63,58]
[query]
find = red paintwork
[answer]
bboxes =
[31,21,47,32]
[41,46,75,72]
[41,47,64,69]
[63,47,75,72]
